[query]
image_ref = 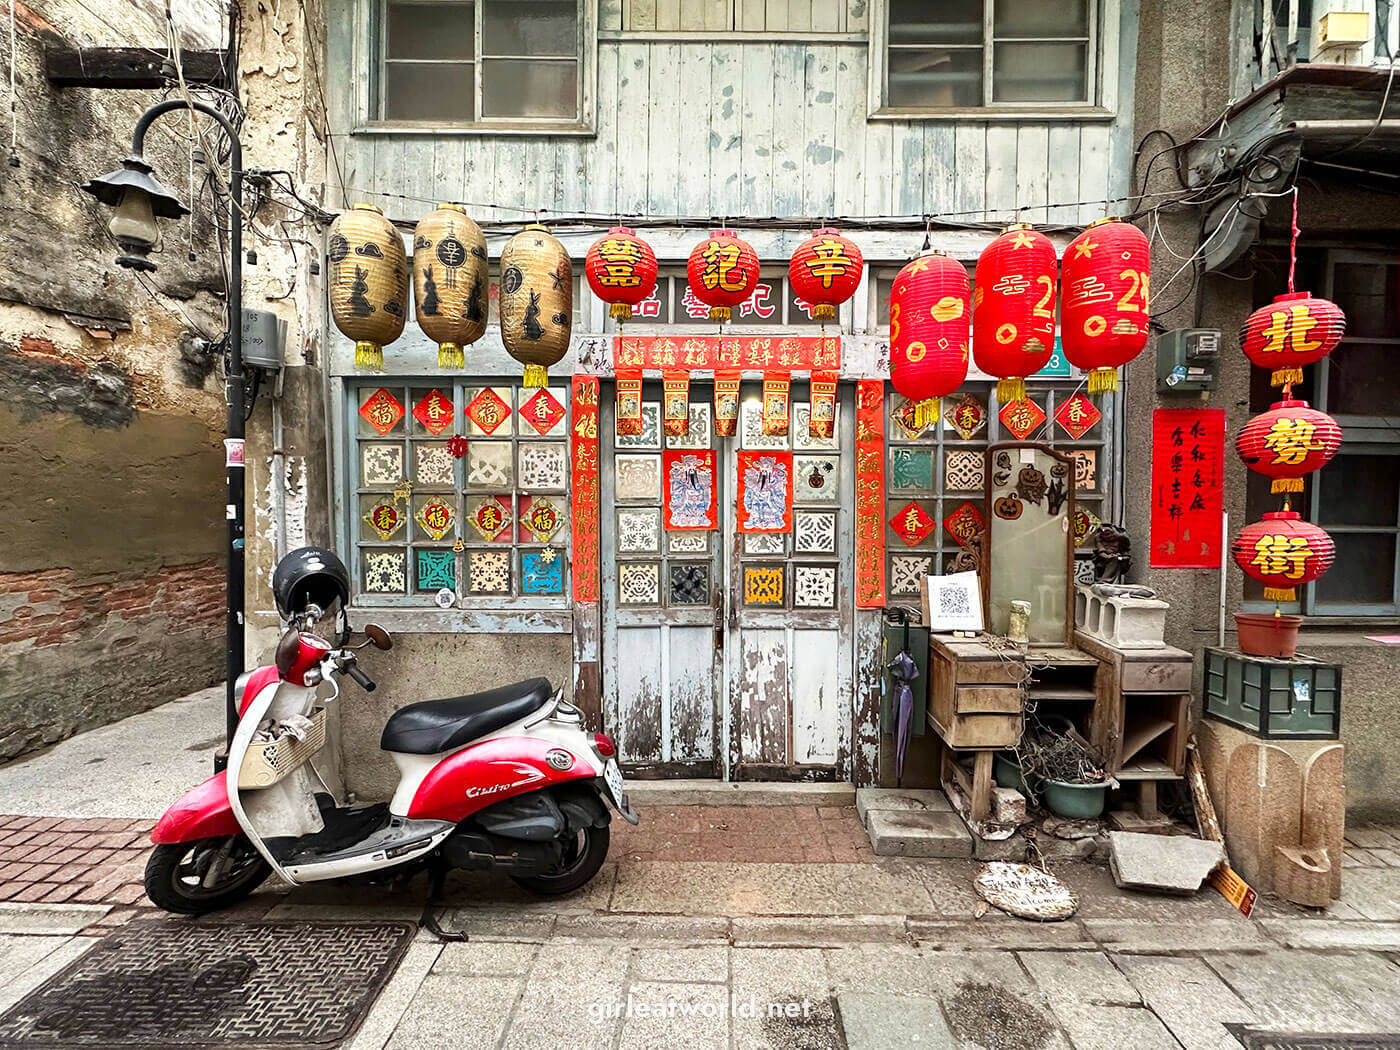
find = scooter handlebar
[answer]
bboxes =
[339,656,377,692]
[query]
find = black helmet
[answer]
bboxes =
[273,546,350,621]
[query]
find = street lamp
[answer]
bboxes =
[82,99,247,758]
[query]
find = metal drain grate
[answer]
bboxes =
[0,920,416,1049]
[1230,1030,1400,1050]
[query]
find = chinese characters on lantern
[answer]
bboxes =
[1150,408,1226,568]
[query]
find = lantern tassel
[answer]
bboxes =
[812,303,837,321]
[709,306,732,323]
[355,341,383,369]
[1263,586,1298,603]
[609,303,633,322]
[1272,477,1304,494]
[522,364,548,388]
[438,343,464,369]
[1088,367,1119,395]
[996,377,1027,405]
[912,398,941,428]
[1272,367,1304,387]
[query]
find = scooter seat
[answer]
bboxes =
[379,677,553,755]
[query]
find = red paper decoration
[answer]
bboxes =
[998,397,1046,440]
[1060,218,1151,394]
[465,387,510,435]
[687,230,760,322]
[359,388,405,435]
[972,223,1058,405]
[519,388,566,435]
[1240,291,1346,388]
[888,251,971,425]
[1055,393,1101,440]
[412,388,455,435]
[943,501,986,546]
[446,435,468,458]
[1232,510,1335,603]
[788,227,863,322]
[855,381,886,607]
[615,369,644,436]
[714,371,740,437]
[762,373,790,437]
[1237,399,1342,494]
[585,226,659,323]
[663,371,690,437]
[809,370,838,440]
[889,501,936,546]
[570,376,601,602]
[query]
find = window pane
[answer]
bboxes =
[1327,342,1400,417]
[992,42,1087,102]
[889,0,983,44]
[875,277,895,327]
[481,58,577,118]
[889,47,983,108]
[483,0,577,56]
[387,2,474,60]
[1313,532,1396,607]
[385,62,475,121]
[786,282,827,326]
[993,0,1087,38]
[1331,262,1398,339]
[1317,454,1400,528]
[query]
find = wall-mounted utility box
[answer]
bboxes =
[1156,328,1220,393]
[1203,647,1342,739]
[1318,10,1371,48]
[241,308,287,370]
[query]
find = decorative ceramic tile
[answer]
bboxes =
[794,565,836,608]
[794,455,839,504]
[412,388,455,435]
[669,532,709,554]
[794,510,837,554]
[468,495,512,541]
[414,443,455,486]
[466,441,513,488]
[520,548,564,594]
[615,454,662,502]
[469,549,511,593]
[519,387,567,436]
[793,403,839,450]
[616,403,661,449]
[466,386,512,436]
[617,509,660,553]
[618,562,660,605]
[744,533,785,556]
[362,550,406,593]
[741,400,788,450]
[665,403,712,449]
[519,442,567,491]
[519,496,564,543]
[415,548,456,591]
[359,388,405,435]
[1074,556,1096,586]
[670,562,710,605]
[743,564,784,606]
[944,450,985,492]
[889,447,934,491]
[414,496,456,541]
[1070,449,1097,492]
[361,443,403,486]
[890,501,937,546]
[889,554,934,597]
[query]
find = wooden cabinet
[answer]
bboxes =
[1076,631,1193,779]
[927,636,1025,749]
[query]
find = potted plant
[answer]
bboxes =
[1019,724,1111,819]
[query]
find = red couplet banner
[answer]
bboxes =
[1150,408,1227,569]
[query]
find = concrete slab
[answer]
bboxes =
[730,916,907,948]
[618,981,729,1050]
[1206,950,1400,1031]
[627,780,855,808]
[381,974,518,1050]
[866,810,973,858]
[0,935,93,1015]
[632,945,729,983]
[1083,917,1272,953]
[854,787,952,827]
[345,940,442,1050]
[1020,951,1181,1050]
[506,942,628,1050]
[907,917,1098,951]
[1109,831,1225,894]
[1259,919,1400,950]
[730,947,835,1050]
[610,861,937,916]
[432,940,539,976]
[838,991,957,1049]
[552,914,731,943]
[0,902,110,935]
[1331,866,1400,921]
[1115,955,1260,1050]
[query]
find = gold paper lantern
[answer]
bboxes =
[499,223,572,387]
[413,204,488,368]
[328,204,409,369]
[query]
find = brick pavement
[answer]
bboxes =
[0,815,151,907]
[610,804,875,863]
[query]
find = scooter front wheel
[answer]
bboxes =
[144,835,271,915]
[511,824,610,896]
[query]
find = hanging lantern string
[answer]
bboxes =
[1287,185,1300,294]
[7,0,17,165]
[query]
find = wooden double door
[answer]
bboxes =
[600,379,856,780]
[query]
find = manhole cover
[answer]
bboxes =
[0,920,416,1049]
[1230,1029,1400,1050]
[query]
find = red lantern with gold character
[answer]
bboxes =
[788,227,863,322]
[1232,511,1335,603]
[686,229,760,322]
[1240,291,1346,388]
[1060,218,1151,394]
[972,223,1058,404]
[585,226,658,323]
[888,250,970,425]
[1236,399,1342,495]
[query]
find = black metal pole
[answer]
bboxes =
[132,100,245,749]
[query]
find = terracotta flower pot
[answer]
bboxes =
[1235,611,1304,659]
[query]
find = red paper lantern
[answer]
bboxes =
[789,227,863,322]
[1232,511,1335,603]
[584,226,658,323]
[888,250,970,424]
[1240,291,1346,388]
[687,229,760,322]
[1060,218,1151,394]
[1236,399,1342,494]
[972,223,1058,405]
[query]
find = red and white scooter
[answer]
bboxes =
[145,548,636,920]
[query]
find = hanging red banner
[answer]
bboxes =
[736,450,794,533]
[662,370,690,437]
[855,380,886,607]
[809,370,838,440]
[1150,408,1226,569]
[570,376,601,601]
[614,334,841,372]
[663,449,719,531]
[615,368,643,437]
[762,373,791,437]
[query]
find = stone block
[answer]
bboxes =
[991,787,1027,826]
[865,809,972,858]
[854,787,951,828]
[1108,831,1225,894]
[971,831,1029,862]
[1273,845,1334,909]
[1300,745,1345,900]
[1074,584,1168,649]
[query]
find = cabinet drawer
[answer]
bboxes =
[955,685,1023,714]
[1121,660,1192,693]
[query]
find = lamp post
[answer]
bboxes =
[82,99,245,754]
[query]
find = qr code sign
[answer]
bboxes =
[938,586,972,617]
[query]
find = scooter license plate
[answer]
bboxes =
[603,758,625,805]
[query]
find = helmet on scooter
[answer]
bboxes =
[272,546,351,621]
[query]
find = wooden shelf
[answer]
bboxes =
[1116,759,1183,782]
[1119,717,1176,766]
[1026,686,1097,702]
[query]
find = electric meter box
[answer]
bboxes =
[241,308,287,370]
[1156,328,1221,393]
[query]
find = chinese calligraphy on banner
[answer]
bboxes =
[855,380,886,607]
[1150,408,1226,568]
[570,377,601,600]
[614,335,841,372]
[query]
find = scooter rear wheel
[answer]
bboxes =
[144,835,271,915]
[511,824,610,896]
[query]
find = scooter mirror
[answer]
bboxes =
[363,624,393,651]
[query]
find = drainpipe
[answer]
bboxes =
[271,365,288,560]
